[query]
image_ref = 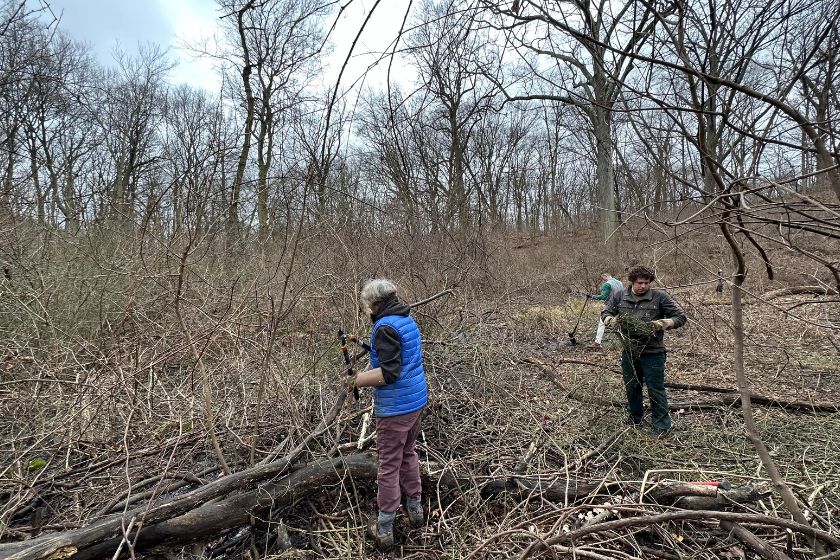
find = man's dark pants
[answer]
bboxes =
[621,351,671,433]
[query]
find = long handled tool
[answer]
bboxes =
[568,294,590,345]
[338,329,360,400]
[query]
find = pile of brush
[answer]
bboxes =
[614,314,657,356]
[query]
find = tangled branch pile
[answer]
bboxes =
[2,278,839,559]
[0,220,838,559]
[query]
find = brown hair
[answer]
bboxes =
[626,265,656,282]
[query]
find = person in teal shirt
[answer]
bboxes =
[587,272,624,350]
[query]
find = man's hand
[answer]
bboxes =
[344,375,357,391]
[603,315,617,327]
[650,318,675,331]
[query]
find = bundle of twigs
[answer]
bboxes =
[614,314,657,356]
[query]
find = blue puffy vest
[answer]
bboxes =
[369,314,428,417]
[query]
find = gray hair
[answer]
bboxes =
[360,278,397,311]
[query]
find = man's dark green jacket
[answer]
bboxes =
[602,287,687,354]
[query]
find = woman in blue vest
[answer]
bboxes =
[346,278,428,551]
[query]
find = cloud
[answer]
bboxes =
[50,0,174,62]
[49,0,221,91]
[155,0,222,91]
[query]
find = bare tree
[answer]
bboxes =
[162,85,236,235]
[97,45,172,225]
[0,5,42,212]
[478,0,665,245]
[795,17,840,194]
[468,106,535,230]
[19,34,96,228]
[357,89,423,233]
[407,0,499,231]
[219,0,328,240]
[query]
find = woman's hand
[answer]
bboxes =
[344,375,357,391]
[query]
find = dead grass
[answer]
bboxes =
[0,223,838,558]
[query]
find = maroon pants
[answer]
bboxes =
[375,408,423,512]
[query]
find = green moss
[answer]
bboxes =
[26,457,47,471]
[791,349,840,371]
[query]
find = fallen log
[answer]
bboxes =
[521,509,840,558]
[0,452,765,560]
[762,286,838,300]
[0,391,350,560]
[666,381,839,413]
[562,388,838,415]
[0,452,376,560]
[668,394,840,414]
[524,358,840,413]
[72,453,380,560]
[481,476,761,509]
[673,485,765,510]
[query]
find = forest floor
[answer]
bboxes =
[1,231,839,559]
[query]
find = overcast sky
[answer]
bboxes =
[48,0,218,89]
[46,0,414,95]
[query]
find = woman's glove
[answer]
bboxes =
[603,315,618,327]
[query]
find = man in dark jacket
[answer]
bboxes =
[602,265,686,435]
[347,279,428,550]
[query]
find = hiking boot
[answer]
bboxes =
[654,426,673,439]
[586,342,602,351]
[624,415,643,428]
[406,495,424,528]
[366,512,394,552]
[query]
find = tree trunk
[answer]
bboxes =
[3,124,18,207]
[0,452,767,560]
[27,132,45,224]
[449,110,468,231]
[720,520,794,560]
[593,105,616,243]
[723,222,819,553]
[654,144,665,212]
[256,113,270,239]
[229,0,257,240]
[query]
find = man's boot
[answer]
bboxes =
[366,511,395,551]
[406,494,424,528]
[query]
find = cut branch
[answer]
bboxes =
[720,520,794,560]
